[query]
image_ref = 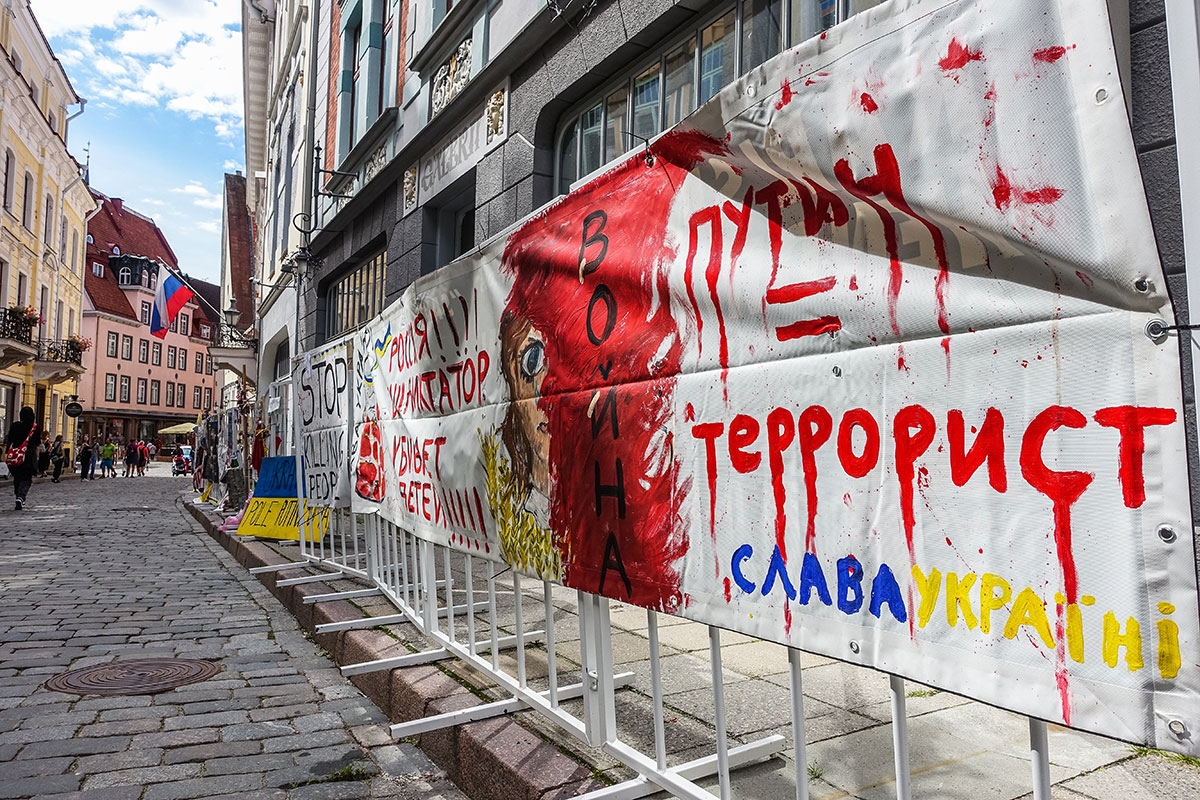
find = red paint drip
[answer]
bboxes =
[1033,45,1073,63]
[849,274,858,291]
[939,38,984,72]
[835,145,950,336]
[1075,271,1094,288]
[1055,610,1072,724]
[776,316,842,341]
[941,336,951,382]
[992,166,1064,211]
[783,600,793,634]
[775,78,794,110]
[723,576,732,603]
[860,92,878,113]
[983,83,997,128]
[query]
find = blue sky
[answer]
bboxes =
[28,0,245,286]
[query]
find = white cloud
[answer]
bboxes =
[196,220,221,234]
[223,160,243,171]
[172,181,224,211]
[29,0,244,137]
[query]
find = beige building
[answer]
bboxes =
[0,1,92,442]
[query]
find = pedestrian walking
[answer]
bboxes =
[77,436,95,480]
[4,407,41,510]
[124,440,137,478]
[137,440,149,476]
[100,438,117,478]
[49,434,64,482]
[35,439,50,476]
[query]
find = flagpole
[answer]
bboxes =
[153,262,227,326]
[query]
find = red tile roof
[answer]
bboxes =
[84,189,182,322]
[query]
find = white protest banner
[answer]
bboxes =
[340,0,1200,754]
[294,335,354,508]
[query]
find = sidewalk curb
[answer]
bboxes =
[184,499,604,800]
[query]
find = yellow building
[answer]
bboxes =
[0,1,93,442]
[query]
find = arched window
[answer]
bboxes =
[85,233,93,244]
[118,266,131,284]
[71,231,79,271]
[112,246,121,255]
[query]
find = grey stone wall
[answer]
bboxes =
[1128,1,1198,545]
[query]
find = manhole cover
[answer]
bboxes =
[43,658,223,696]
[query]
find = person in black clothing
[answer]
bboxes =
[49,435,64,482]
[78,435,94,481]
[5,407,40,510]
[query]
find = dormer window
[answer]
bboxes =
[92,262,104,277]
[86,234,93,244]
[112,246,121,255]
[118,266,131,284]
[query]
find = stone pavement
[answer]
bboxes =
[0,462,469,800]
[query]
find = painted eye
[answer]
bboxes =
[518,341,545,381]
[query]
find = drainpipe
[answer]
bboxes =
[243,0,274,24]
[65,97,86,125]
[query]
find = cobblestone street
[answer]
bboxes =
[0,464,468,800]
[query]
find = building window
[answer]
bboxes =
[137,378,147,404]
[193,386,202,409]
[21,172,34,229]
[177,383,186,407]
[2,149,14,210]
[139,339,149,363]
[205,355,213,375]
[43,195,53,243]
[169,315,177,333]
[106,332,118,358]
[325,249,386,339]
[203,387,212,410]
[555,0,881,192]
[165,382,175,406]
[150,380,161,405]
[104,374,116,402]
[199,323,211,339]
[195,352,203,373]
[121,335,133,360]
[119,376,130,403]
[179,347,187,370]
[141,302,151,325]
[152,342,162,366]
[118,266,131,284]
[167,346,177,369]
[92,262,105,277]
[179,313,189,336]
[71,231,79,271]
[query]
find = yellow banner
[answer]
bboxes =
[237,497,328,541]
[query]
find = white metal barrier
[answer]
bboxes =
[277,513,1059,800]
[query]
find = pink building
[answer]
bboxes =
[77,190,221,444]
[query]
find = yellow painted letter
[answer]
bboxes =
[911,565,942,629]
[1102,612,1144,672]
[979,573,1011,634]
[945,572,978,630]
[1003,588,1054,649]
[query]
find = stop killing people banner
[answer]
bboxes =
[325,0,1200,754]
[294,336,355,509]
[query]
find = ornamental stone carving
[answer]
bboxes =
[486,89,506,145]
[364,141,388,183]
[431,38,472,117]
[403,167,418,215]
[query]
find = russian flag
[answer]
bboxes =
[150,264,194,339]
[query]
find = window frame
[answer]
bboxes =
[106,332,119,358]
[150,380,161,406]
[119,376,130,404]
[152,342,162,366]
[554,0,882,194]
[104,374,117,402]
[120,335,133,361]
[138,339,149,363]
[137,378,147,404]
